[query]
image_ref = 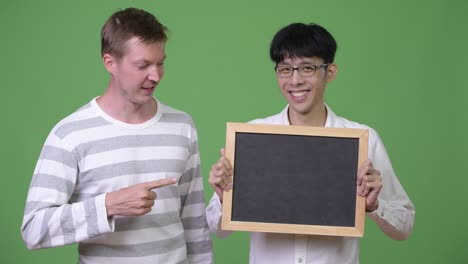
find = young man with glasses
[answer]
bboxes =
[206,23,414,263]
[21,8,212,263]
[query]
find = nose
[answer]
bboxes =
[147,66,163,82]
[290,69,305,86]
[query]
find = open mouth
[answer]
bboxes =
[141,86,155,91]
[290,90,309,98]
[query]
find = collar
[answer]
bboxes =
[279,104,337,127]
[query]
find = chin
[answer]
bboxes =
[133,97,153,105]
[289,103,310,114]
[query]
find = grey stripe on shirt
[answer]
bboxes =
[159,113,193,125]
[24,201,57,215]
[186,240,213,255]
[70,185,179,203]
[74,134,191,159]
[180,190,206,207]
[115,211,181,231]
[55,117,111,139]
[80,160,187,183]
[84,198,100,238]
[30,173,75,194]
[61,205,76,244]
[181,214,210,230]
[39,206,58,248]
[39,146,76,168]
[78,232,186,257]
[179,166,201,186]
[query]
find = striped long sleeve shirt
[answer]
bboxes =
[21,98,213,263]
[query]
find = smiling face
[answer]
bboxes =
[104,37,166,106]
[276,56,337,125]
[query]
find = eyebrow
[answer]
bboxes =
[278,61,317,66]
[133,55,167,64]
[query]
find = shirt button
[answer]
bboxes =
[381,212,385,217]
[298,258,303,263]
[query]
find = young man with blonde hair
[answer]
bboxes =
[21,8,212,263]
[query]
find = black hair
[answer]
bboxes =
[270,23,337,64]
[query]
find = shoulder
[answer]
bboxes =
[331,111,381,145]
[248,107,288,125]
[51,101,104,140]
[335,115,370,129]
[159,102,195,126]
[35,100,103,152]
[336,117,383,151]
[249,114,281,125]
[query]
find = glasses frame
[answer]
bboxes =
[274,63,331,78]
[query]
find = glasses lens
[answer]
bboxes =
[276,66,292,77]
[299,65,316,77]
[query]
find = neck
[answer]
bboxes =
[96,87,157,124]
[288,104,327,127]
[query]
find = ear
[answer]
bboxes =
[102,53,117,74]
[326,63,338,83]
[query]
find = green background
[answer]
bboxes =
[1,0,466,263]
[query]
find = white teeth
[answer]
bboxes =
[291,91,307,97]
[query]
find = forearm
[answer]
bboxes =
[367,197,415,240]
[368,168,415,240]
[181,196,213,263]
[21,193,113,249]
[183,213,213,263]
[178,161,212,262]
[367,129,415,240]
[206,193,233,238]
[180,182,213,263]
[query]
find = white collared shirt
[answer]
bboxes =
[206,105,414,264]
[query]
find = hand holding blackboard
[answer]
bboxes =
[357,159,383,212]
[208,148,233,202]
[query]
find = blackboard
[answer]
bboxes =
[221,123,369,237]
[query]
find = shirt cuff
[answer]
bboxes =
[96,193,115,233]
[366,197,386,218]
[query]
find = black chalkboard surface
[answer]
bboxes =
[221,123,369,237]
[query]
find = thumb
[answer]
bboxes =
[220,148,226,157]
[144,178,177,190]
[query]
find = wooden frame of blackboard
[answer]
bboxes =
[221,122,369,237]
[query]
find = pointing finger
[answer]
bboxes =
[144,178,177,190]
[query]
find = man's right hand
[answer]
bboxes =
[105,178,177,217]
[208,148,233,202]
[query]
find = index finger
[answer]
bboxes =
[143,178,177,190]
[358,159,372,176]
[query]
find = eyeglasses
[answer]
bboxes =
[274,63,330,78]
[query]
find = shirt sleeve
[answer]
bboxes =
[20,132,114,250]
[178,124,213,263]
[366,128,415,240]
[206,193,233,238]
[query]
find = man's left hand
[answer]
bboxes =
[357,159,382,212]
